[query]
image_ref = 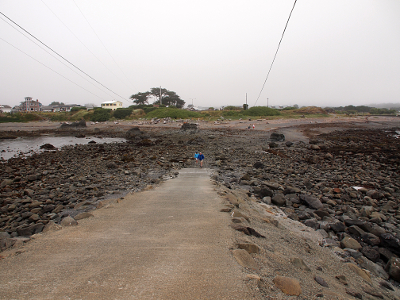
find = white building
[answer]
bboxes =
[101,101,123,111]
[0,105,12,113]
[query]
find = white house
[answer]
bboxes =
[0,105,12,113]
[101,100,123,111]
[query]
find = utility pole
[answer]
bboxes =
[159,86,162,105]
[267,98,269,108]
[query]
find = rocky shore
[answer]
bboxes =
[1,120,400,298]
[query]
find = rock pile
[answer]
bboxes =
[212,127,400,284]
[0,128,201,249]
[59,119,86,128]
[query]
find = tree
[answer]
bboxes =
[50,101,65,105]
[130,92,150,105]
[149,87,185,108]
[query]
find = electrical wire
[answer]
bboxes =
[254,0,298,106]
[0,37,107,101]
[72,0,133,89]
[0,13,116,99]
[41,0,131,95]
[0,11,128,102]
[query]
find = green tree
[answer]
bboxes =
[130,92,150,105]
[50,101,65,105]
[149,87,185,108]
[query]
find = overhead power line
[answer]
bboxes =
[0,37,107,101]
[254,0,298,106]
[72,0,133,89]
[41,0,130,93]
[0,13,115,99]
[0,11,128,102]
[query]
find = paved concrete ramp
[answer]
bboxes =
[0,168,254,299]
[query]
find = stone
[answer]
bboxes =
[360,206,374,217]
[231,210,249,221]
[271,194,286,206]
[300,195,323,209]
[314,276,329,287]
[378,247,395,262]
[361,246,380,262]
[362,285,384,299]
[60,216,78,227]
[329,220,346,233]
[0,237,15,251]
[1,179,14,188]
[346,263,371,282]
[238,243,260,254]
[291,258,311,271]
[231,249,259,271]
[347,225,365,237]
[345,289,363,299]
[42,221,62,233]
[341,236,361,250]
[270,132,285,142]
[261,197,271,205]
[356,257,389,280]
[74,212,94,220]
[379,281,394,290]
[385,257,400,283]
[304,219,319,230]
[335,275,348,285]
[16,223,44,236]
[273,276,302,296]
[380,233,400,256]
[360,232,380,246]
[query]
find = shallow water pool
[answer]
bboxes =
[0,135,126,160]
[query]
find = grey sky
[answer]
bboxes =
[1,0,399,109]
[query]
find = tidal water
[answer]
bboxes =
[0,136,126,161]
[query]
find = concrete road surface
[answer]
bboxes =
[0,168,254,300]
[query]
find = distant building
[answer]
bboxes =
[101,100,123,110]
[21,97,42,112]
[52,104,80,112]
[85,103,96,110]
[0,105,12,113]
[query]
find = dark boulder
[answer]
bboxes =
[40,143,57,150]
[299,194,324,210]
[270,132,285,142]
[60,119,86,128]
[180,123,198,131]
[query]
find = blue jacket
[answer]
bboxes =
[194,153,199,159]
[198,154,204,160]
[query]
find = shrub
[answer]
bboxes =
[113,108,133,119]
[222,110,241,117]
[70,106,86,112]
[145,108,201,119]
[224,106,242,111]
[243,106,281,117]
[90,108,111,122]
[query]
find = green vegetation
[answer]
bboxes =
[90,108,111,122]
[326,105,397,115]
[70,106,87,112]
[113,108,134,119]
[130,87,185,108]
[242,106,281,117]
[2,103,396,124]
[145,108,201,119]
[0,113,43,123]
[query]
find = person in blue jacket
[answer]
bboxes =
[194,152,199,164]
[198,152,205,168]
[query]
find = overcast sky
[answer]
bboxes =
[1,0,399,109]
